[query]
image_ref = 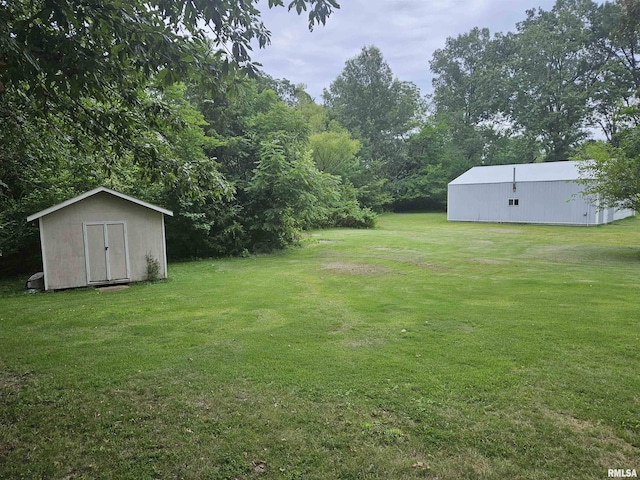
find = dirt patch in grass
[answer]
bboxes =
[370,249,446,271]
[405,260,445,271]
[340,338,387,348]
[374,247,424,255]
[525,244,640,266]
[470,258,509,265]
[540,408,640,465]
[0,368,30,395]
[542,409,595,432]
[322,262,396,276]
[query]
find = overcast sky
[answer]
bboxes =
[250,0,573,101]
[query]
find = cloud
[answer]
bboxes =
[250,0,567,101]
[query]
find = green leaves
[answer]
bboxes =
[323,46,425,210]
[0,0,343,265]
[506,0,603,161]
[324,46,424,147]
[576,117,640,212]
[285,0,340,30]
[1,0,340,129]
[428,0,636,164]
[246,141,339,249]
[310,130,361,177]
[430,27,499,126]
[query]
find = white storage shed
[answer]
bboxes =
[447,161,635,225]
[27,187,173,291]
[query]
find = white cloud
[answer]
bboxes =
[249,0,588,101]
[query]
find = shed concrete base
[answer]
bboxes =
[96,285,130,292]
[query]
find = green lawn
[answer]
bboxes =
[1,213,639,479]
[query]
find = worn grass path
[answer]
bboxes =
[1,213,639,479]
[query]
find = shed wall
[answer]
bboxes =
[447,180,596,225]
[40,192,167,290]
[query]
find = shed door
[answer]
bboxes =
[84,222,129,284]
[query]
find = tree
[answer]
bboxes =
[430,28,522,165]
[430,27,499,127]
[0,0,339,101]
[428,0,633,166]
[182,78,374,256]
[392,122,450,211]
[0,0,340,179]
[323,45,424,209]
[577,121,640,212]
[590,0,640,145]
[0,82,233,266]
[246,142,340,250]
[507,0,604,161]
[324,46,423,156]
[0,0,340,269]
[597,0,640,92]
[148,84,234,259]
[577,146,640,212]
[309,128,361,177]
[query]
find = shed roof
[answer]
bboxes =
[27,187,174,222]
[449,160,590,186]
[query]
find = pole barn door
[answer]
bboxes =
[84,222,130,284]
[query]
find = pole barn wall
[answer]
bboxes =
[447,180,594,225]
[447,161,634,226]
[613,206,636,221]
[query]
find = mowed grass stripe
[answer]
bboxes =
[1,213,638,479]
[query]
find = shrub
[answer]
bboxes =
[145,253,161,282]
[327,201,377,229]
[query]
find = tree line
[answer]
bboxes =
[1,0,639,275]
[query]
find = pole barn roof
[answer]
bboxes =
[27,187,173,222]
[449,160,587,186]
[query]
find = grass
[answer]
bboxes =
[1,213,639,479]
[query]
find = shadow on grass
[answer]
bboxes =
[524,244,640,266]
[0,276,31,297]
